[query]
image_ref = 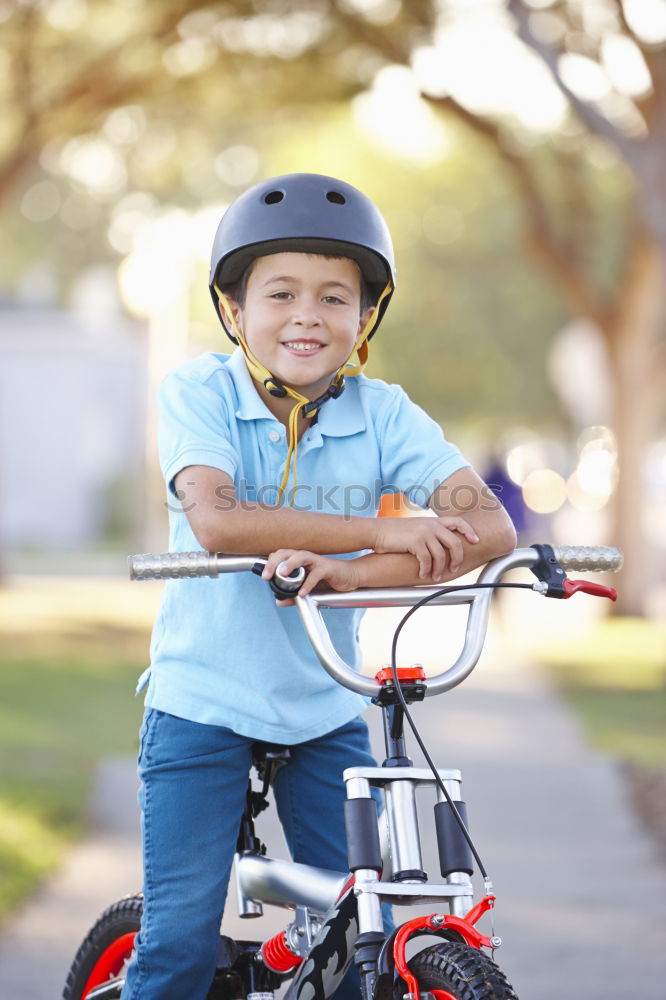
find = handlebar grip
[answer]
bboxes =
[129,551,221,580]
[553,546,623,573]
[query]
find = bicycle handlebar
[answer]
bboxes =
[128,545,623,699]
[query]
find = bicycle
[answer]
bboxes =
[63,542,622,1000]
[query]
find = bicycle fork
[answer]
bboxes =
[236,687,492,1000]
[237,784,483,999]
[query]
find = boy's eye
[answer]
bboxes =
[270,291,293,300]
[322,295,345,305]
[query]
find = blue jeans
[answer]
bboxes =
[122,709,385,1000]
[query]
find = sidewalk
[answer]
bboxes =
[1,607,665,999]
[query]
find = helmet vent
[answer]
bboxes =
[264,190,284,204]
[326,191,346,205]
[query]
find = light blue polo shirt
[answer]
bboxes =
[143,349,469,743]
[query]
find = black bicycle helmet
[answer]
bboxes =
[209,173,395,343]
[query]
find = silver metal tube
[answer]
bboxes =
[354,869,385,935]
[445,872,474,917]
[343,766,462,786]
[307,588,481,609]
[129,552,265,580]
[363,881,476,900]
[130,546,623,699]
[233,853,263,918]
[295,590,492,698]
[236,854,346,915]
[295,594,380,697]
[435,779,463,804]
[384,780,423,879]
[379,807,392,881]
[345,776,371,799]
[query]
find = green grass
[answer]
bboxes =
[0,593,149,922]
[533,616,666,767]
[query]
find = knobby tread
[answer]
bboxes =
[399,941,519,1000]
[63,894,143,1000]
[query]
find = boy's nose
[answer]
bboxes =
[292,300,323,327]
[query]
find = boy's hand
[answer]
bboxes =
[373,515,479,580]
[261,549,360,604]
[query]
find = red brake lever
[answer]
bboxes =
[563,580,617,602]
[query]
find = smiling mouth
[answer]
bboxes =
[282,340,325,355]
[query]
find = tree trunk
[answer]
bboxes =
[605,235,665,616]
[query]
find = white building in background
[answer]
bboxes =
[0,303,147,556]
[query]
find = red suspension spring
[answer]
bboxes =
[261,930,303,973]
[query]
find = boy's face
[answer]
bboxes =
[228,252,374,399]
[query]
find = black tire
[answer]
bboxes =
[63,894,143,1000]
[395,941,518,1000]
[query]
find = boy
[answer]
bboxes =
[122,173,515,1000]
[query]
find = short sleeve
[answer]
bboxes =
[378,386,470,508]
[158,371,239,497]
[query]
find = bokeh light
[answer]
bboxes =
[576,448,617,496]
[117,211,194,317]
[107,192,160,255]
[341,0,401,26]
[162,38,216,77]
[214,146,260,187]
[102,106,147,145]
[353,65,452,163]
[623,0,666,44]
[521,468,567,514]
[44,0,87,31]
[59,136,127,200]
[601,34,652,97]
[505,436,567,486]
[21,181,61,223]
[413,15,568,132]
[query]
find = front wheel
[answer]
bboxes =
[63,894,142,1000]
[395,941,519,1000]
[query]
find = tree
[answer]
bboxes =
[0,0,434,203]
[2,0,662,612]
[418,0,666,615]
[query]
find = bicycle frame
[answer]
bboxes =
[121,544,622,1000]
[234,761,479,1000]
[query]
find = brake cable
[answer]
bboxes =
[388,582,534,885]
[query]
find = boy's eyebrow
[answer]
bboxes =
[261,274,356,293]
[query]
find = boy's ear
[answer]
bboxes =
[220,297,243,333]
[357,306,375,339]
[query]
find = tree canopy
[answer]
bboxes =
[2,0,665,611]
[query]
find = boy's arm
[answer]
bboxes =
[355,468,516,587]
[260,468,517,594]
[173,465,478,579]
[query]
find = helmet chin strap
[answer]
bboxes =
[214,281,392,504]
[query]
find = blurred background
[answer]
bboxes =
[0,0,665,989]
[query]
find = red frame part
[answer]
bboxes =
[393,896,496,1000]
[82,932,137,998]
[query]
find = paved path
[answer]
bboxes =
[1,606,665,999]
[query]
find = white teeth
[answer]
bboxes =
[284,342,321,352]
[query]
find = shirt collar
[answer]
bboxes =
[227,347,276,422]
[315,380,366,437]
[226,347,366,438]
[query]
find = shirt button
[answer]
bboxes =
[269,430,281,443]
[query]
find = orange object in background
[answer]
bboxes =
[378,492,410,517]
